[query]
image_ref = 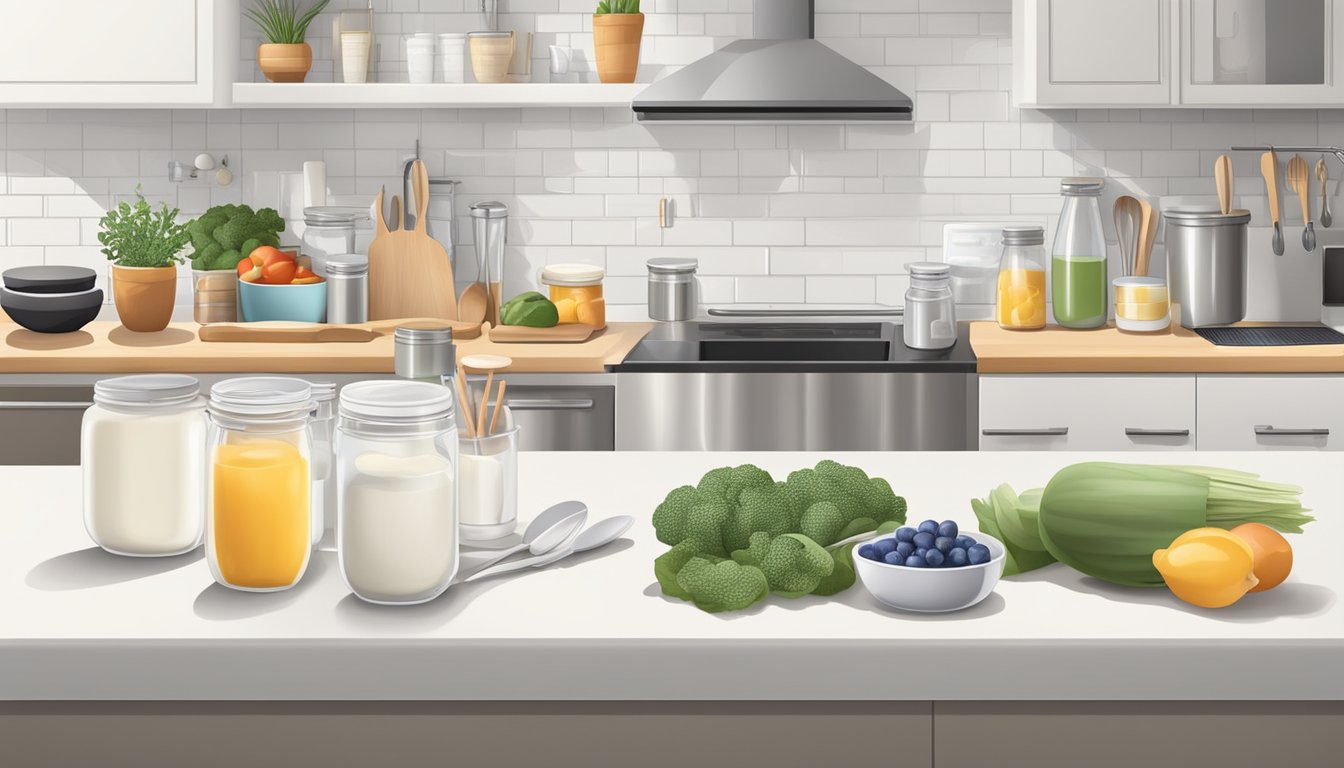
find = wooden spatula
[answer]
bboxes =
[1288,154,1315,252]
[1215,155,1233,215]
[198,318,482,343]
[1262,151,1284,255]
[1135,199,1158,278]
[367,161,458,321]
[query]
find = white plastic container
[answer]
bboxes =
[341,31,372,84]
[438,33,467,83]
[82,375,206,557]
[943,222,1017,313]
[406,33,435,84]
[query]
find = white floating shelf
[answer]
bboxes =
[231,82,644,109]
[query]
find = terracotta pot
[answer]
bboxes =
[593,13,644,84]
[112,265,178,333]
[258,43,313,83]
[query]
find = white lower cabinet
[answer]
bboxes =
[1196,376,1344,450]
[979,375,1196,451]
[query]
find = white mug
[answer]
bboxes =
[549,45,572,76]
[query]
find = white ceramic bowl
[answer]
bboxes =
[852,530,1007,613]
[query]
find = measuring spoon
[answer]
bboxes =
[463,515,634,583]
[463,500,588,576]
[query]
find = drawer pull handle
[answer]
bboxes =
[981,427,1069,437]
[1125,428,1191,437]
[503,398,595,411]
[1255,425,1330,437]
[0,401,94,410]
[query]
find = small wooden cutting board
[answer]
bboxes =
[199,318,482,343]
[488,323,597,343]
[367,160,458,322]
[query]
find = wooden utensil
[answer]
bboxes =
[1262,151,1284,255]
[455,372,477,439]
[1113,196,1141,277]
[458,282,489,324]
[367,161,458,321]
[488,323,598,343]
[487,379,508,436]
[1215,155,1233,216]
[198,317,482,343]
[462,354,512,438]
[1288,154,1316,252]
[1318,157,1333,228]
[1135,199,1158,278]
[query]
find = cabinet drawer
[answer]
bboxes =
[0,387,93,465]
[980,375,1196,451]
[470,383,614,451]
[1197,376,1344,450]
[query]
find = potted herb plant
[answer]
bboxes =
[593,0,643,84]
[248,0,332,83]
[99,191,191,333]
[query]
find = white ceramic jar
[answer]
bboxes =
[337,380,458,605]
[82,375,207,557]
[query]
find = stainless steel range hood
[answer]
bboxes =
[631,0,912,123]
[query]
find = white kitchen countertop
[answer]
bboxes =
[1,452,1339,701]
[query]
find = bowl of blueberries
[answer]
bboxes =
[852,519,1006,613]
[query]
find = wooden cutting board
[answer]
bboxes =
[198,318,482,343]
[488,323,597,343]
[368,160,457,322]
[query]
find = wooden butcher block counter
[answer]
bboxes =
[0,321,654,374]
[971,321,1344,373]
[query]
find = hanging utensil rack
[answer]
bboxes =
[1232,145,1344,167]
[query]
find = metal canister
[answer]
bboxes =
[1164,206,1251,328]
[324,255,369,324]
[394,324,456,383]
[646,257,699,321]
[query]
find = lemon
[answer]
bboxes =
[554,298,579,325]
[1153,528,1258,608]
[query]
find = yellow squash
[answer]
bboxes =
[1153,528,1258,609]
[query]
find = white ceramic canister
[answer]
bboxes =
[82,375,207,557]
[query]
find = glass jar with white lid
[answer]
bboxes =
[81,375,207,557]
[206,377,315,592]
[301,207,368,278]
[337,380,459,605]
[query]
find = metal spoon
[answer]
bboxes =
[1319,158,1333,228]
[463,500,588,576]
[463,515,634,583]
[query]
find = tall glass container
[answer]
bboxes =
[206,377,314,592]
[470,202,509,327]
[996,225,1048,330]
[1051,178,1108,329]
[310,382,337,551]
[337,381,459,605]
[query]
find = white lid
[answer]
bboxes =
[340,380,454,421]
[310,381,337,402]
[94,374,200,408]
[209,377,313,418]
[541,263,605,286]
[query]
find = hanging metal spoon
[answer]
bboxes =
[1319,158,1333,228]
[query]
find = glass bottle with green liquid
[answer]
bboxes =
[1051,178,1108,329]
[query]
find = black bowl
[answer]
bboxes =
[1,286,103,333]
[2,265,98,295]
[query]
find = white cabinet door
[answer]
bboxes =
[1197,375,1344,450]
[980,375,1196,451]
[0,0,226,106]
[1179,0,1344,106]
[1016,0,1174,106]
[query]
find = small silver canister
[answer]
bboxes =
[1164,206,1250,328]
[647,257,699,321]
[394,325,456,383]
[325,255,368,324]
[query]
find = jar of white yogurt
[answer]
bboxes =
[336,380,458,605]
[81,375,207,557]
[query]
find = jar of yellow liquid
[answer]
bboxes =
[995,225,1048,330]
[540,264,606,329]
[205,377,315,592]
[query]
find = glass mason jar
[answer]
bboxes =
[301,207,363,278]
[996,225,1049,330]
[336,380,459,606]
[1051,178,1108,329]
[902,262,957,350]
[540,263,606,328]
[206,377,314,592]
[82,375,207,557]
[310,381,337,551]
[460,406,518,542]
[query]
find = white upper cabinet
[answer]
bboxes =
[0,0,233,107]
[1015,0,1173,107]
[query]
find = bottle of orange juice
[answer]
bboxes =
[996,226,1048,330]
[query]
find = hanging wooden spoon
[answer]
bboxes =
[1215,154,1233,216]
[458,282,490,324]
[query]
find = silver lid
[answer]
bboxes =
[470,201,509,219]
[647,257,699,275]
[1001,225,1045,246]
[94,374,200,408]
[303,206,368,226]
[906,262,951,278]
[325,255,369,276]
[208,376,313,418]
[1060,177,1105,196]
[394,324,454,345]
[1163,205,1251,225]
[339,380,454,422]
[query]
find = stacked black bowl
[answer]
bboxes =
[1,266,103,333]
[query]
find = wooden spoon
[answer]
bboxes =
[1318,157,1332,228]
[462,354,512,438]
[1113,196,1141,277]
[1214,155,1233,216]
[1262,151,1284,255]
[458,282,489,324]
[1135,199,1158,278]
[1288,154,1315,252]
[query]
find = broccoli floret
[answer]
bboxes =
[696,464,774,507]
[734,532,834,598]
[799,501,846,546]
[184,204,286,271]
[675,557,769,613]
[722,484,795,553]
[654,540,705,601]
[651,484,733,556]
[652,485,701,546]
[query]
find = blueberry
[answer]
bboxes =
[884,551,905,565]
[904,555,927,568]
[858,544,876,560]
[924,548,946,567]
[895,541,915,558]
[874,538,897,557]
[954,535,976,549]
[968,544,992,565]
[937,521,959,539]
[948,547,969,567]
[915,547,928,558]
[934,536,954,553]
[895,527,917,543]
[912,531,935,550]
[917,519,939,535]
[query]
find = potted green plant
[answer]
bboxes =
[593,0,643,83]
[98,191,191,333]
[248,0,332,83]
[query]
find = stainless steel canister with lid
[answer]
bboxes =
[646,257,699,321]
[325,255,368,324]
[1163,206,1251,328]
[394,324,456,384]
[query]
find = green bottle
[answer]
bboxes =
[1051,178,1108,329]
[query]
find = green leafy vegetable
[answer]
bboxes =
[596,0,641,14]
[185,204,285,272]
[98,189,191,268]
[246,0,331,45]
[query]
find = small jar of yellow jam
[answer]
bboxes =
[540,264,606,328]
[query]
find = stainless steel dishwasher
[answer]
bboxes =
[469,374,615,451]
